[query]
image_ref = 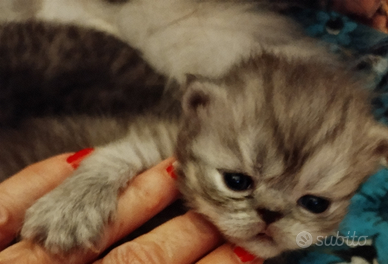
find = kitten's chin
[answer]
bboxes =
[234,236,284,259]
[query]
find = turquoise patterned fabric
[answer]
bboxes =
[267,6,388,264]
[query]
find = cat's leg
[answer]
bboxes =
[21,120,177,253]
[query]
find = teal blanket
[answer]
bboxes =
[270,6,388,264]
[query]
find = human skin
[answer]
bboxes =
[332,0,382,18]
[332,0,388,32]
[0,154,263,264]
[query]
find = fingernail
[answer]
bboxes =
[66,148,94,169]
[166,163,177,179]
[233,246,256,263]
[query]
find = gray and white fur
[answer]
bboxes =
[0,0,384,260]
[0,0,332,83]
[20,54,388,258]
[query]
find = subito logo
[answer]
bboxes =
[296,231,313,248]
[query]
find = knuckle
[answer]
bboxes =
[0,196,13,231]
[106,241,167,264]
[0,201,11,226]
[130,179,165,214]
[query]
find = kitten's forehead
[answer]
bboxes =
[187,54,377,194]
[176,54,384,260]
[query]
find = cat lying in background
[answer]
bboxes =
[0,0,384,261]
[0,0,330,83]
[0,0,331,177]
[0,20,170,180]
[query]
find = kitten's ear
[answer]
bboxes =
[369,124,388,166]
[185,74,198,86]
[182,75,216,116]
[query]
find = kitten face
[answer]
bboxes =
[176,54,387,258]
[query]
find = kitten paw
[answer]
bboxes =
[21,182,117,254]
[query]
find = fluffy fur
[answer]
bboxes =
[0,0,40,21]
[0,21,166,127]
[0,0,384,260]
[19,53,388,258]
[0,0,331,83]
[0,20,177,180]
[175,56,386,258]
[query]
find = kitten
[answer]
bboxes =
[19,52,388,259]
[113,0,331,83]
[0,21,166,128]
[1,0,383,260]
[0,0,329,176]
[0,20,174,181]
[0,0,332,83]
[0,0,39,22]
[0,0,120,35]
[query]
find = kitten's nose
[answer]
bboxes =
[257,208,283,225]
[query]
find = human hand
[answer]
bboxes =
[332,0,381,18]
[0,152,264,264]
[331,0,388,32]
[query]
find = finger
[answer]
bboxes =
[94,211,223,264]
[0,241,67,264]
[98,157,181,248]
[197,244,264,264]
[0,153,75,249]
[0,158,180,264]
[333,0,381,18]
[372,13,388,32]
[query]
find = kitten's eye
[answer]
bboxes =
[223,172,253,191]
[298,195,330,214]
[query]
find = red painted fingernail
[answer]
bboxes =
[166,164,177,179]
[233,246,256,263]
[66,148,94,169]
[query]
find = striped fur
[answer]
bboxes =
[1,0,385,259]
[19,52,388,258]
[175,54,387,258]
[0,0,332,84]
[0,21,166,127]
[0,2,384,258]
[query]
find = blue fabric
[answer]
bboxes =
[268,6,388,264]
[298,252,345,264]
